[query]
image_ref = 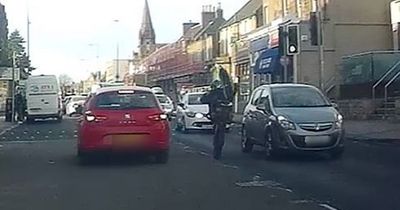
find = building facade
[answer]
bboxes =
[0,3,8,67]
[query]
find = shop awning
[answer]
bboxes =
[254,48,280,74]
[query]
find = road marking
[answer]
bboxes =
[59,135,63,138]
[16,137,20,140]
[319,204,339,210]
[45,136,49,138]
[199,151,211,157]
[236,178,293,193]
[61,131,65,133]
[0,144,3,148]
[0,124,19,136]
[290,200,314,204]
[2,139,71,144]
[220,164,239,169]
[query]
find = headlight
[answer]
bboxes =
[277,116,296,130]
[335,114,343,129]
[195,113,204,119]
[185,111,196,118]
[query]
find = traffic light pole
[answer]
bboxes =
[11,52,16,123]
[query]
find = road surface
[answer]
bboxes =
[0,118,399,210]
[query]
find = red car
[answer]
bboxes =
[77,86,170,163]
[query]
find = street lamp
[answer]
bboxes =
[113,19,120,82]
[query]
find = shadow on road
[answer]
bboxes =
[247,149,338,163]
[74,154,160,167]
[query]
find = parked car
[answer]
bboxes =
[65,96,87,116]
[151,87,164,94]
[175,92,212,132]
[241,84,345,159]
[155,94,174,118]
[77,86,170,163]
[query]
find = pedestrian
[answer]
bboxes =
[201,66,233,160]
[15,90,24,122]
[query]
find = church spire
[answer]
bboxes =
[140,0,155,44]
[139,0,156,59]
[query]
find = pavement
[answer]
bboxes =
[0,116,19,136]
[233,114,400,142]
[0,118,400,209]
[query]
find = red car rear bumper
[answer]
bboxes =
[78,123,170,153]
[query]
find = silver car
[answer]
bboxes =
[242,84,345,159]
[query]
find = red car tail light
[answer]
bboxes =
[148,113,168,121]
[84,111,108,122]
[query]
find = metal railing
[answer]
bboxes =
[372,60,400,100]
[384,70,400,116]
[324,75,336,94]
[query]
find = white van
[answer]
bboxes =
[26,75,62,123]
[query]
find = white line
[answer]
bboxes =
[0,124,19,136]
[319,204,339,210]
[2,139,72,144]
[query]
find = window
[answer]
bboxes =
[95,91,158,110]
[271,87,330,108]
[251,89,262,105]
[156,95,171,104]
[264,6,269,25]
[188,93,204,105]
[259,89,270,106]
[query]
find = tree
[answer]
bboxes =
[8,30,25,57]
[59,74,74,86]
[7,30,34,76]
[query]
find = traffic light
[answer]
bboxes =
[287,25,300,55]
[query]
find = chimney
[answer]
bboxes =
[183,21,200,35]
[216,2,223,18]
[202,5,216,27]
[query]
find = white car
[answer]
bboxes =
[65,96,87,116]
[175,92,213,132]
[156,94,174,117]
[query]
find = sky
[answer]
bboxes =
[2,0,249,81]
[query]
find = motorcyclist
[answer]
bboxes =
[201,72,233,160]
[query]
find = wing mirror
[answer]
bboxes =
[331,102,339,110]
[177,102,185,109]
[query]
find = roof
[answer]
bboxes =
[221,0,262,29]
[259,83,319,89]
[96,86,152,95]
[182,24,202,40]
[194,17,226,40]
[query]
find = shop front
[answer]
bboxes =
[249,26,292,90]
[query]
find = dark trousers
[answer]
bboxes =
[213,122,226,159]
